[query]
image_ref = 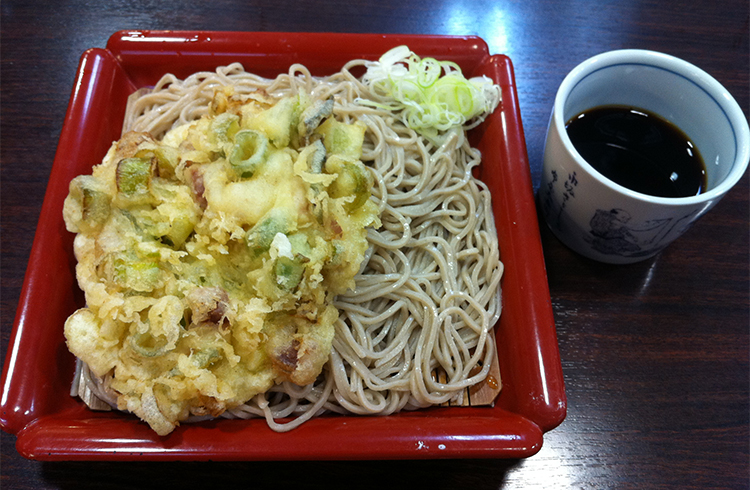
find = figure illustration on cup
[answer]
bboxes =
[540,49,749,264]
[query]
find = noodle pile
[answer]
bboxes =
[75,59,503,431]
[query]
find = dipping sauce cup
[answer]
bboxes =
[540,49,749,264]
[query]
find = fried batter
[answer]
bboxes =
[62,90,380,435]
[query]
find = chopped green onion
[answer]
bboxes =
[358,46,501,144]
[230,129,268,177]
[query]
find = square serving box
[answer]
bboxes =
[0,31,565,460]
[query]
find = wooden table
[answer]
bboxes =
[2,1,747,488]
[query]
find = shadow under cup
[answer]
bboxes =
[540,49,750,264]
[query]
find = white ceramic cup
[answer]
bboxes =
[540,49,750,264]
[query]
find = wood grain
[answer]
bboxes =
[2,0,747,488]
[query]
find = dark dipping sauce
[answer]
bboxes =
[566,105,707,198]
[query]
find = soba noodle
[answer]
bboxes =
[76,60,503,432]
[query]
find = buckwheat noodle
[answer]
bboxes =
[77,61,503,432]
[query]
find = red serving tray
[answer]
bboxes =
[0,31,566,461]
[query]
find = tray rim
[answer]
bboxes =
[0,30,566,461]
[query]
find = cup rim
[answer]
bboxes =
[553,48,750,205]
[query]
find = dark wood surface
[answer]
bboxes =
[2,1,748,488]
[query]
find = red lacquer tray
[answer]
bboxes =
[0,31,566,461]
